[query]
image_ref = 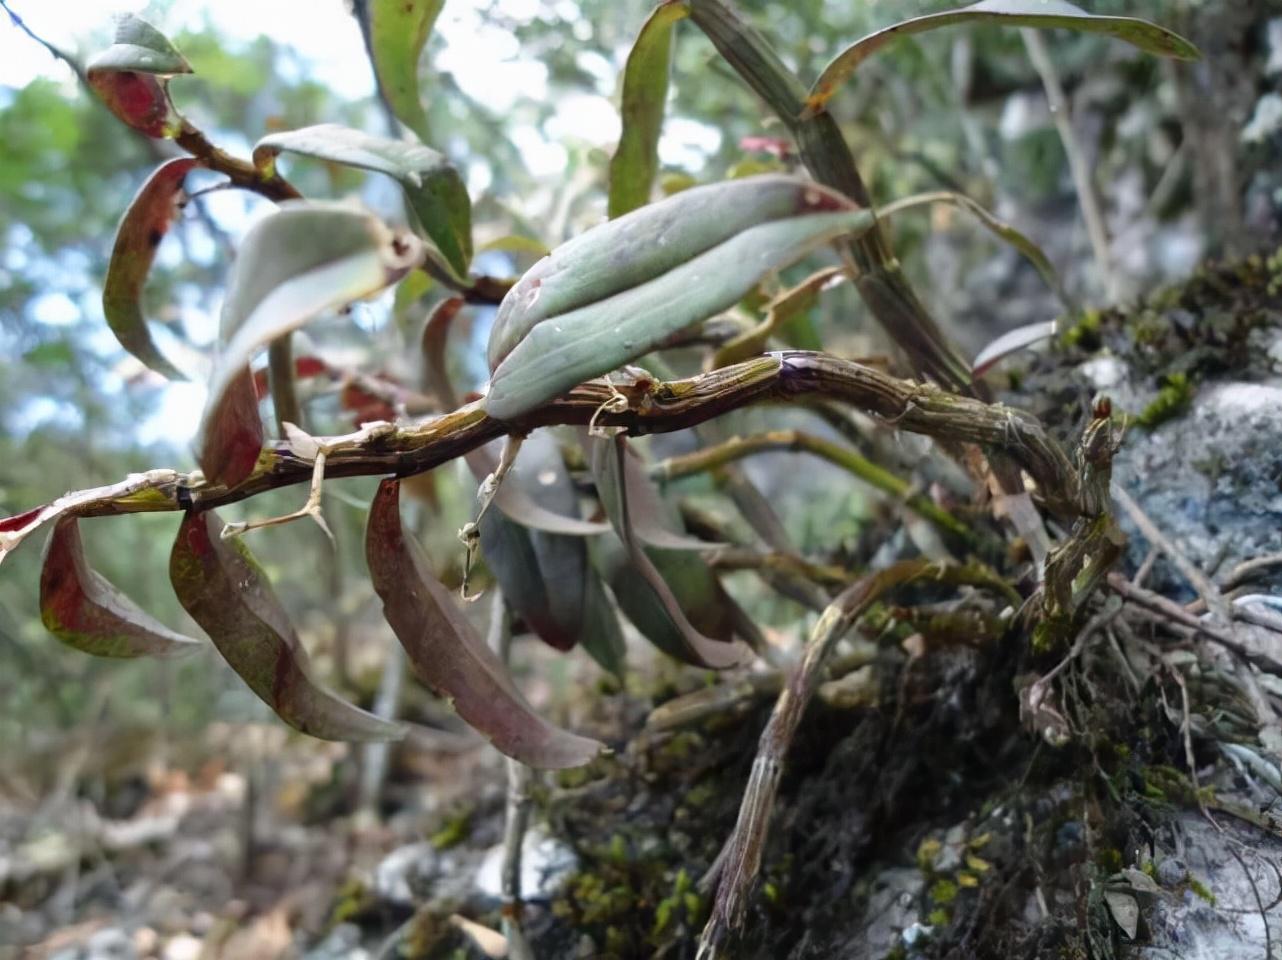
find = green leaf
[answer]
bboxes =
[197,201,421,487]
[365,478,604,768]
[580,572,628,677]
[589,435,746,669]
[86,13,191,138]
[41,517,200,659]
[368,0,443,139]
[608,2,689,218]
[488,174,853,370]
[485,176,873,420]
[102,158,201,380]
[474,434,618,656]
[477,235,551,259]
[170,510,405,742]
[806,0,1200,115]
[254,124,472,278]
[878,190,1070,310]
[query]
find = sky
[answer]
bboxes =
[1,0,717,447]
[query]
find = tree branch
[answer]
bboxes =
[0,352,1081,564]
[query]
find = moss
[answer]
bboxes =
[328,876,374,926]
[1096,848,1123,873]
[927,907,952,927]
[428,806,473,850]
[1060,308,1102,349]
[1136,372,1191,428]
[929,879,959,905]
[1187,875,1217,905]
[916,837,943,872]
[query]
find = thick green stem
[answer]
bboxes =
[687,0,976,395]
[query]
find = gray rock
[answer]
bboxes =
[1136,811,1281,960]
[1112,379,1282,599]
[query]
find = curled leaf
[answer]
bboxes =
[878,190,1070,309]
[806,0,1200,116]
[41,517,200,658]
[973,319,1058,378]
[170,510,404,742]
[254,124,472,278]
[368,0,444,139]
[197,202,421,486]
[366,479,603,768]
[102,158,201,380]
[589,436,747,669]
[421,296,467,408]
[472,434,618,656]
[198,367,265,489]
[609,1,689,218]
[86,13,191,138]
[591,434,720,551]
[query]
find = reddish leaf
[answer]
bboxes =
[340,382,397,425]
[170,510,404,742]
[253,355,328,399]
[0,507,43,535]
[198,366,264,488]
[365,479,603,768]
[40,517,200,658]
[85,14,191,139]
[103,158,201,380]
[420,296,466,408]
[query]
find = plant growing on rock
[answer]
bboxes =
[10,3,1281,958]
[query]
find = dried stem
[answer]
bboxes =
[698,558,1020,957]
[1020,28,1117,302]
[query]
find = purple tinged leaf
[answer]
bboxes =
[197,366,265,489]
[608,2,689,218]
[85,14,191,139]
[972,320,1059,378]
[40,517,200,659]
[366,479,604,768]
[170,510,404,742]
[197,202,421,485]
[420,296,466,409]
[467,449,611,538]
[806,0,1199,116]
[472,434,619,655]
[102,158,201,380]
[590,436,747,670]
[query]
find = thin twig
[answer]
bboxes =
[1021,28,1117,302]
[1107,574,1281,674]
[1114,484,1234,627]
[0,0,90,86]
[651,428,974,544]
[490,595,536,960]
